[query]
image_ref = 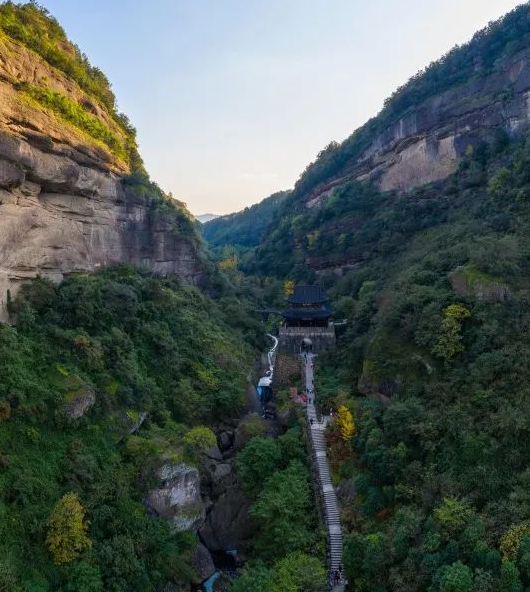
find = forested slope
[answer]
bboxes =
[0,266,262,592]
[202,4,530,590]
[202,191,289,252]
[0,4,266,592]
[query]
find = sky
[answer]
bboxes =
[37,0,524,215]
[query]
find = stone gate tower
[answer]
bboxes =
[278,285,336,354]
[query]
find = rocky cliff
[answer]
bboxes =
[302,45,530,209]
[0,21,202,320]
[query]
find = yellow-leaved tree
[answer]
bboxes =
[219,255,238,270]
[46,492,91,565]
[337,404,355,442]
[432,303,471,361]
[500,521,530,560]
[284,280,295,297]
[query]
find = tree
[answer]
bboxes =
[228,562,273,592]
[0,561,21,592]
[236,436,282,495]
[183,426,216,461]
[434,497,473,538]
[337,404,355,442]
[488,167,511,195]
[219,256,238,270]
[362,532,389,579]
[284,280,295,297]
[439,561,473,592]
[500,522,530,560]
[343,533,365,581]
[46,493,91,565]
[500,560,522,592]
[432,304,471,361]
[63,561,104,592]
[250,461,312,559]
[271,552,327,592]
[278,427,306,465]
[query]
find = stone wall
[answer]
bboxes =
[272,353,301,389]
[278,326,336,354]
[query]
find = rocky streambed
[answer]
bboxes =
[150,341,281,591]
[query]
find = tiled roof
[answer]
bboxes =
[287,285,329,304]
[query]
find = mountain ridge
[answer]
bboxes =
[0,2,204,320]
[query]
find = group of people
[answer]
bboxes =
[330,565,344,586]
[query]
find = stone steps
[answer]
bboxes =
[304,356,345,591]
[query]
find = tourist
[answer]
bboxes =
[334,569,340,585]
[310,418,314,426]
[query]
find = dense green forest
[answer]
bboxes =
[229,427,327,592]
[236,130,530,591]
[202,191,289,254]
[0,267,263,592]
[7,1,530,591]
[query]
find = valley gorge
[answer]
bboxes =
[5,2,530,592]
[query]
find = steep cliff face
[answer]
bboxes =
[303,46,530,209]
[0,20,202,319]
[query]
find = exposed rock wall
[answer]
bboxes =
[304,46,530,207]
[0,36,203,320]
[146,462,205,532]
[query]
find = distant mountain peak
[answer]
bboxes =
[196,213,220,223]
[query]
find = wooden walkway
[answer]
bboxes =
[304,354,345,592]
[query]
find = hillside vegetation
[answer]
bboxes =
[304,134,530,592]
[199,4,530,591]
[0,267,262,592]
[202,191,289,253]
[0,1,141,169]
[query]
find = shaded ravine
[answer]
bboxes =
[304,353,345,592]
[202,335,279,592]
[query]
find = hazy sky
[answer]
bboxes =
[38,0,523,214]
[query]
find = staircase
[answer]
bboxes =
[304,355,345,592]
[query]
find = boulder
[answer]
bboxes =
[60,373,96,420]
[202,454,236,498]
[357,373,397,402]
[199,484,256,552]
[64,389,95,420]
[193,542,216,583]
[218,431,233,452]
[233,413,266,451]
[450,266,512,302]
[337,478,356,506]
[205,445,223,461]
[0,159,24,189]
[146,463,205,532]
